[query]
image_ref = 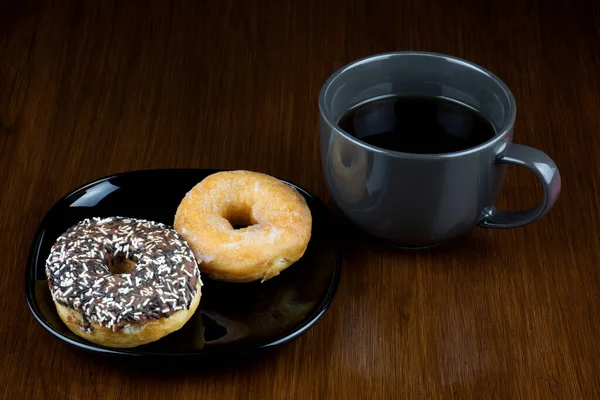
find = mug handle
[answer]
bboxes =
[479,143,561,228]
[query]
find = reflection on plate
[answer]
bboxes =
[25,169,340,357]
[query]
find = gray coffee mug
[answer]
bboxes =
[319,52,561,248]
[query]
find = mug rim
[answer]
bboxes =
[318,51,517,159]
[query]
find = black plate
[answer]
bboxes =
[25,169,340,357]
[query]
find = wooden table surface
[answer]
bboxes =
[2,0,599,398]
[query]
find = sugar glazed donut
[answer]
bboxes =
[45,217,202,348]
[174,171,312,283]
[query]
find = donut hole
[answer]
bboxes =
[107,253,137,274]
[340,149,355,167]
[222,205,258,230]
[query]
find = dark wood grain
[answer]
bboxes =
[2,0,599,398]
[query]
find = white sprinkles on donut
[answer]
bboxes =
[45,217,202,332]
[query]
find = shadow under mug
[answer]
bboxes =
[319,52,561,248]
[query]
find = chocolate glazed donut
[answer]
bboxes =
[45,217,202,348]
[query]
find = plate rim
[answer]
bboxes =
[25,168,341,357]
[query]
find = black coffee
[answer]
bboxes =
[337,95,496,154]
